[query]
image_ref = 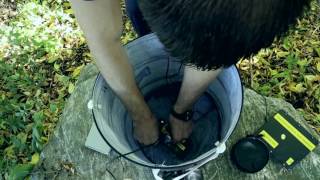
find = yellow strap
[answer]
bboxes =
[286,157,295,165]
[176,143,186,151]
[274,114,316,151]
[260,130,279,149]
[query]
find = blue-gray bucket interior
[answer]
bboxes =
[92,34,243,170]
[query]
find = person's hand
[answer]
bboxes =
[169,114,193,142]
[133,115,159,145]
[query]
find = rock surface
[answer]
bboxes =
[32,64,320,180]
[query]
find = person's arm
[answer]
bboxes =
[170,66,222,142]
[174,66,222,113]
[70,0,158,145]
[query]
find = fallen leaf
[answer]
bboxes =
[304,75,320,84]
[72,65,84,78]
[30,153,40,165]
[276,51,290,58]
[288,83,306,93]
[315,48,320,57]
[68,83,75,94]
[4,145,15,159]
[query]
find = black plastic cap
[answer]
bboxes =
[230,136,269,173]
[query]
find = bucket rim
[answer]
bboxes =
[90,65,243,170]
[90,33,244,170]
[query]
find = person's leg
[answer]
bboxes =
[125,0,151,36]
[170,66,222,142]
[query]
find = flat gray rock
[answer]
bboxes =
[31,64,153,180]
[201,84,320,180]
[32,64,319,180]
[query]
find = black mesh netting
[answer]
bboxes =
[138,82,221,165]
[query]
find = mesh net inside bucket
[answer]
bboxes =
[141,82,222,165]
[91,34,243,170]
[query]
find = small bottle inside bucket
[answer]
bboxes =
[158,120,191,158]
[139,82,222,165]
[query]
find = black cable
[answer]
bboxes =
[105,168,117,180]
[178,63,183,75]
[28,140,159,180]
[166,56,170,86]
[117,139,160,158]
[102,139,160,180]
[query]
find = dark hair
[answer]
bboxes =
[138,0,311,70]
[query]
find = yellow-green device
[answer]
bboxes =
[258,110,318,168]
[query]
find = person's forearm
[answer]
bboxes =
[174,66,222,113]
[89,37,152,121]
[70,0,158,144]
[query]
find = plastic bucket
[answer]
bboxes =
[91,34,243,171]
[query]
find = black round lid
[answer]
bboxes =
[230,136,269,173]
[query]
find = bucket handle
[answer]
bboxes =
[152,142,226,180]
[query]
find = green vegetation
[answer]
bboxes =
[238,1,320,132]
[0,0,319,178]
[0,0,90,178]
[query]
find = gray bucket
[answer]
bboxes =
[91,34,243,171]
